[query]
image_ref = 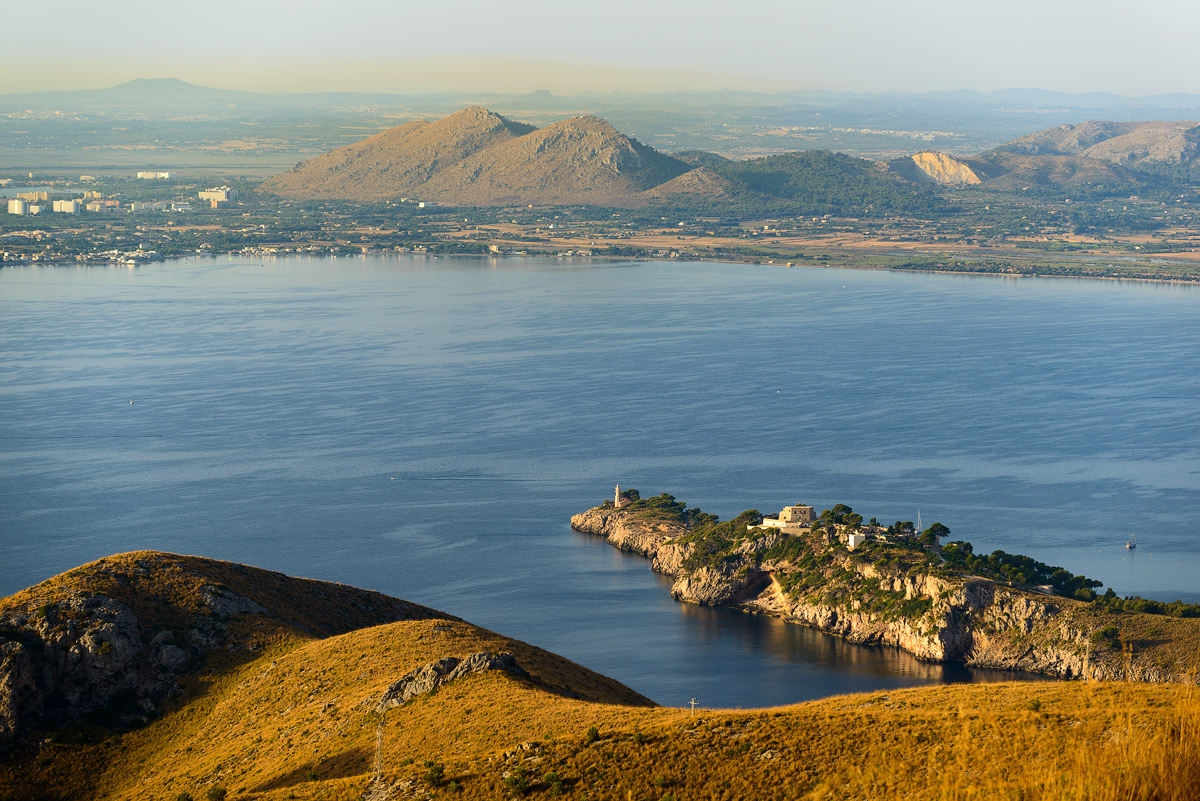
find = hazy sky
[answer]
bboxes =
[4,0,1195,95]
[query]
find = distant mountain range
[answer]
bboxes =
[7,79,1200,163]
[6,78,1200,114]
[261,107,1200,209]
[892,120,1200,193]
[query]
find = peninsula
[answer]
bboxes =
[572,489,1200,682]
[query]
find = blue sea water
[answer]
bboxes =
[1,255,1197,707]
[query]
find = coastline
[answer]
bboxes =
[570,499,1200,684]
[5,249,1200,287]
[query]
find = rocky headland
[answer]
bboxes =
[571,492,1200,683]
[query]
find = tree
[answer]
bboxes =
[921,522,950,546]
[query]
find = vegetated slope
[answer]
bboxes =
[2,555,1199,801]
[260,108,689,205]
[678,149,948,216]
[571,492,1200,683]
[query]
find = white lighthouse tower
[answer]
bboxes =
[615,484,621,506]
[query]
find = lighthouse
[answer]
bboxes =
[615,485,621,506]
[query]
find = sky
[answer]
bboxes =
[3,0,1196,96]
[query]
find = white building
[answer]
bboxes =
[759,504,815,532]
[7,198,28,215]
[137,171,172,180]
[52,199,82,213]
[198,186,237,202]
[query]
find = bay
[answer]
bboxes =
[1,255,1197,706]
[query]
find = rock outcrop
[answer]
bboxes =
[893,152,986,185]
[571,504,1186,683]
[376,652,529,711]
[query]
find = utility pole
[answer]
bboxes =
[689,698,698,716]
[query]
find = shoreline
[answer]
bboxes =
[5,249,1200,286]
[570,500,1200,684]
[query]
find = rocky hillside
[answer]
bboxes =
[996,120,1200,166]
[0,552,646,748]
[0,552,448,744]
[260,106,689,205]
[883,120,1200,195]
[571,495,1200,683]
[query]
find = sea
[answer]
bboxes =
[2,255,1197,707]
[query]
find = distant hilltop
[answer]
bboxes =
[262,107,1200,208]
[260,106,694,206]
[894,119,1200,190]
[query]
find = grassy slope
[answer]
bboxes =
[2,555,1198,801]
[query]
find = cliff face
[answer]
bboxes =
[570,505,1183,683]
[907,152,985,185]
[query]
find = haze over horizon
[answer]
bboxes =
[6,0,1197,97]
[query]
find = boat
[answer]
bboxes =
[1125,531,1137,550]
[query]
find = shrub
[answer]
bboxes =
[584,725,599,744]
[424,760,445,786]
[205,788,227,801]
[545,770,563,796]
[504,765,531,796]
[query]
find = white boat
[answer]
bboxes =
[1125,531,1137,550]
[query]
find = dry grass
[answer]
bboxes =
[3,555,1198,801]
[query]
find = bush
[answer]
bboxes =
[424,760,445,786]
[205,789,227,801]
[504,765,531,796]
[545,770,563,796]
[584,725,600,744]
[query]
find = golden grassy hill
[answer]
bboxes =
[2,554,1198,801]
[259,108,688,206]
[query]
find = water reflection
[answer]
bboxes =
[674,600,1054,687]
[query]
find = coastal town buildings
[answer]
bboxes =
[760,504,815,531]
[198,186,237,202]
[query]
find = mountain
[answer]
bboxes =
[2,553,1198,801]
[261,108,946,213]
[994,120,1200,169]
[884,120,1200,195]
[261,106,689,205]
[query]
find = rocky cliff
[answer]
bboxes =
[571,504,1192,683]
[901,152,986,185]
